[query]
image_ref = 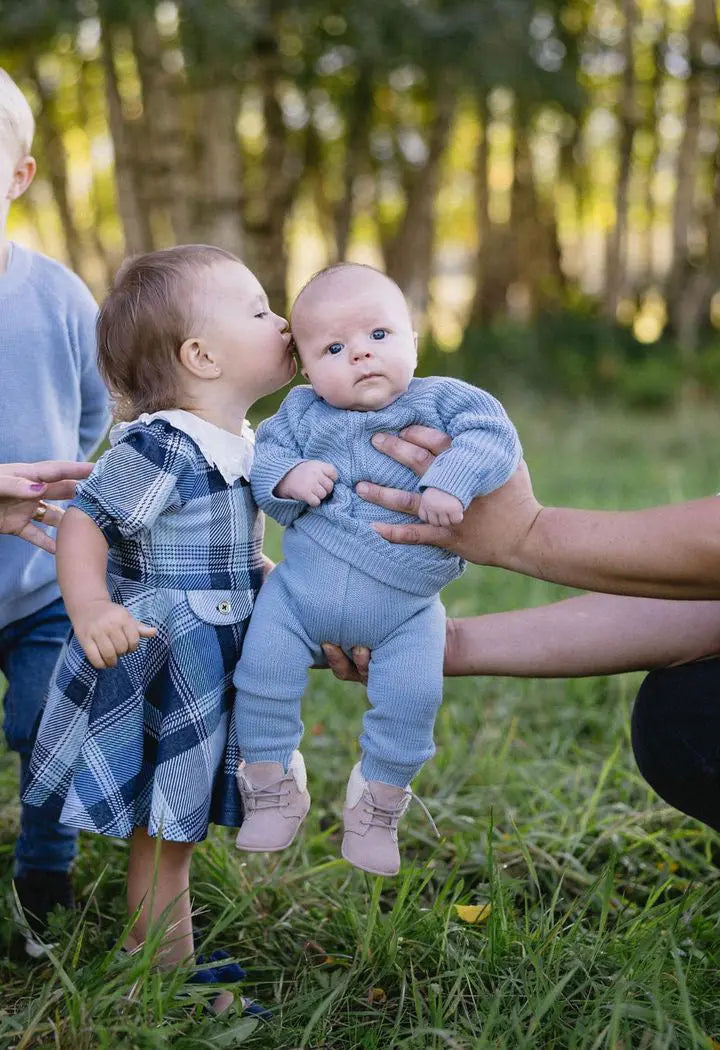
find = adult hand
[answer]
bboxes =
[321,620,467,683]
[355,426,541,568]
[0,459,93,554]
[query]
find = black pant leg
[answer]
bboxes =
[631,658,720,832]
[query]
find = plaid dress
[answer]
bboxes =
[23,418,263,841]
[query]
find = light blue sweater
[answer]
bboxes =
[251,376,522,596]
[0,242,110,629]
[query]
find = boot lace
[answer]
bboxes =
[362,789,440,838]
[238,771,292,813]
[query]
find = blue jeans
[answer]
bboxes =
[0,597,77,876]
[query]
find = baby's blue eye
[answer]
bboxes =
[327,343,343,355]
[371,328,387,341]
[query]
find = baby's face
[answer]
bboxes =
[292,269,417,411]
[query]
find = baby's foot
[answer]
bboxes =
[235,751,310,851]
[341,764,411,876]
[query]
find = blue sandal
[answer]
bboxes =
[188,950,272,1019]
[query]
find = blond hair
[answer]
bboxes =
[0,68,35,158]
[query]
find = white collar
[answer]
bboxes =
[109,410,255,485]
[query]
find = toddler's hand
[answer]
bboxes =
[73,598,157,670]
[418,487,464,527]
[275,461,337,506]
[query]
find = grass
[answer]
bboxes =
[2,398,720,1049]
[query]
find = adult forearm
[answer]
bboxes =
[445,593,720,677]
[509,500,720,599]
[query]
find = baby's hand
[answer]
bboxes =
[73,599,157,670]
[275,461,338,506]
[418,487,464,527]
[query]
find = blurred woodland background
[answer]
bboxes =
[2,0,719,404]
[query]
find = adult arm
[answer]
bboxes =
[444,592,720,677]
[323,592,720,681]
[0,459,93,552]
[360,427,720,600]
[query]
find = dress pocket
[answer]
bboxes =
[185,589,254,625]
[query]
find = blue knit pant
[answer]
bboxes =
[232,529,445,786]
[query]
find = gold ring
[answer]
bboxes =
[33,500,48,522]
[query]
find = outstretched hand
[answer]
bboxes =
[355,426,540,568]
[0,460,94,554]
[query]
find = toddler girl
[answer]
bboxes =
[23,244,294,1012]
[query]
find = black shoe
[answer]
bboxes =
[12,869,75,958]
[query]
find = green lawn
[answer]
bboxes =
[2,399,720,1049]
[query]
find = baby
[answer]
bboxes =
[232,263,522,876]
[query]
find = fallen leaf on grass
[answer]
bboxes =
[454,903,491,924]
[367,987,387,1005]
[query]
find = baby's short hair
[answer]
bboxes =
[292,262,402,316]
[98,244,239,422]
[0,68,35,158]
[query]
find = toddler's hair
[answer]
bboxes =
[98,244,239,422]
[0,67,35,158]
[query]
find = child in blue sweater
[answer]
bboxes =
[0,66,109,952]
[233,263,522,876]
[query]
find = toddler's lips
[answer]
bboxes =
[355,373,383,384]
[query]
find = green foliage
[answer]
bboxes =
[439,313,719,408]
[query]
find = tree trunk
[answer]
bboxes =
[510,105,563,317]
[674,143,720,355]
[243,11,301,314]
[27,59,85,278]
[333,64,374,261]
[468,92,497,327]
[603,0,638,318]
[666,0,718,354]
[78,59,116,288]
[129,10,194,245]
[191,81,244,255]
[385,78,458,325]
[99,15,153,254]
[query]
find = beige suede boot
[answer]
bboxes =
[235,751,310,852]
[341,763,412,876]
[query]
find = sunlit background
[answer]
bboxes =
[2,0,719,404]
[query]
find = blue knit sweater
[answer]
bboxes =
[0,242,110,629]
[251,377,522,596]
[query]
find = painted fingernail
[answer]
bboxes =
[30,483,45,492]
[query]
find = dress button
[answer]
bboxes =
[216,600,232,614]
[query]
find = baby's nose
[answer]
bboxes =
[351,345,372,362]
